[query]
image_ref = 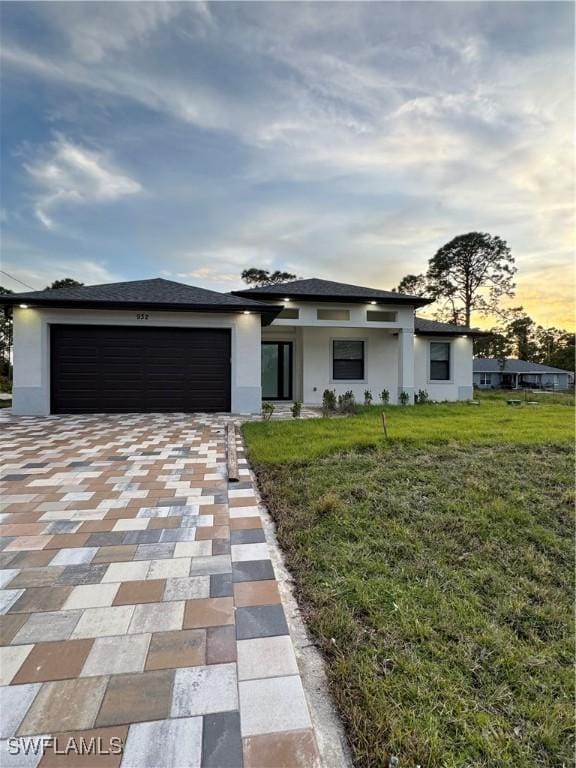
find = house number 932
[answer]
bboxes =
[136,313,149,320]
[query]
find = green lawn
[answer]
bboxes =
[476,388,574,406]
[244,399,573,465]
[243,402,574,767]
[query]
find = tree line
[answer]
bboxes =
[473,313,574,371]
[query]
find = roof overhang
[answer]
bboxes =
[474,368,546,374]
[232,290,431,307]
[0,298,282,326]
[473,364,570,374]
[414,328,489,337]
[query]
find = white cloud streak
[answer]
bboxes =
[24,136,142,229]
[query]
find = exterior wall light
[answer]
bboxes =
[243,310,251,315]
[370,301,377,305]
[283,298,291,302]
[19,304,29,309]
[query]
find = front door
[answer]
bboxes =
[261,342,293,400]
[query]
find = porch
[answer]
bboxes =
[500,373,564,390]
[260,325,413,406]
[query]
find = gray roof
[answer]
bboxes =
[414,317,486,336]
[473,358,572,375]
[0,278,281,324]
[1,278,260,307]
[232,278,430,306]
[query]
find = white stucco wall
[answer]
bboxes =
[271,300,415,331]
[263,325,475,405]
[300,326,400,405]
[11,302,476,415]
[11,307,262,415]
[414,335,474,401]
[264,300,414,404]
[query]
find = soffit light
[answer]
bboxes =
[370,301,377,305]
[19,304,29,309]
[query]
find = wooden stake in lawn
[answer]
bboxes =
[381,411,389,440]
[226,423,239,482]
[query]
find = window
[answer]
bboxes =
[479,373,491,386]
[366,310,397,322]
[278,308,299,319]
[333,340,364,380]
[317,309,350,321]
[430,342,450,380]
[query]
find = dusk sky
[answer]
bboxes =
[1,1,574,328]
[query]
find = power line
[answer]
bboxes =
[0,270,38,291]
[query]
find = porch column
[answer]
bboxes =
[397,328,415,404]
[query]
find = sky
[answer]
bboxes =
[1,1,574,329]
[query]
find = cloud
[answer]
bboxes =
[24,136,142,229]
[160,244,284,293]
[2,3,571,179]
[31,2,186,63]
[0,2,573,327]
[2,245,121,291]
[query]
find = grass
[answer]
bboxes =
[243,398,574,465]
[243,401,574,767]
[476,388,574,406]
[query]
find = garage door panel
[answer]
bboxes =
[58,368,99,376]
[51,325,231,413]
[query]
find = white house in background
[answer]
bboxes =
[0,277,483,416]
[473,358,572,390]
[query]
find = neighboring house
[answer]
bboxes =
[473,358,573,390]
[0,277,483,416]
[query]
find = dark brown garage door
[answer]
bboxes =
[51,325,231,414]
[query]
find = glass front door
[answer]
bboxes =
[262,342,293,400]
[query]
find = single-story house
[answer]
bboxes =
[473,358,573,390]
[0,277,484,415]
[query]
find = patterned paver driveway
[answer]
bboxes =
[0,413,320,768]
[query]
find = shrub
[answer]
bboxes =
[399,390,410,406]
[262,402,275,420]
[415,389,430,404]
[380,389,389,404]
[364,389,373,406]
[338,390,356,414]
[290,401,302,418]
[322,389,337,416]
[0,374,11,393]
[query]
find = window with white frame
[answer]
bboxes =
[333,340,364,380]
[429,342,450,380]
[479,373,491,386]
